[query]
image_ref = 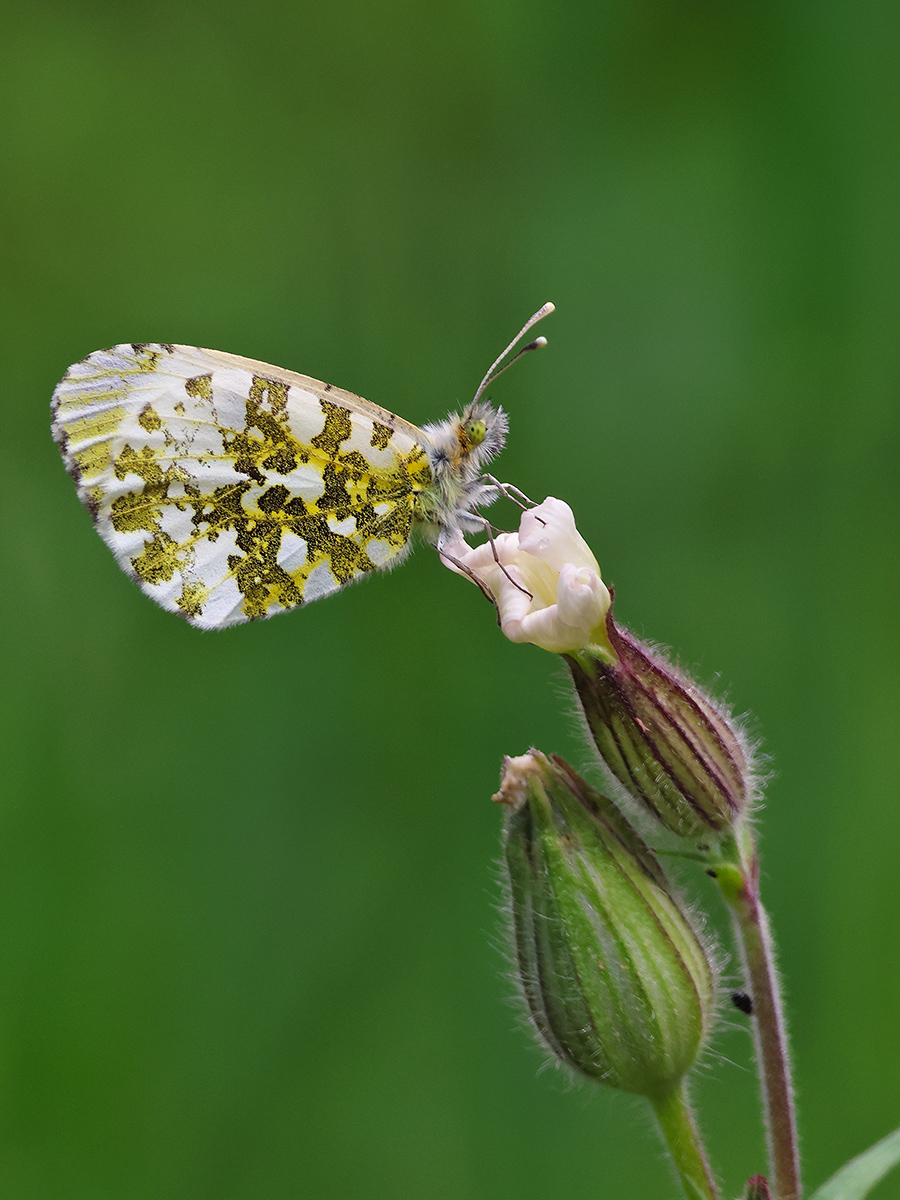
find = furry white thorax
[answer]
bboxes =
[416,399,509,546]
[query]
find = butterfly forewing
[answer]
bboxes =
[52,343,434,628]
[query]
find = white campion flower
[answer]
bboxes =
[441,498,614,656]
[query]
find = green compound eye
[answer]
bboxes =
[465,418,487,446]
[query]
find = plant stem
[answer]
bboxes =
[717,827,802,1200]
[652,1083,721,1200]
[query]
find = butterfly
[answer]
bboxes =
[51,304,553,629]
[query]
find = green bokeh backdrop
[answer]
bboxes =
[3,2,899,1197]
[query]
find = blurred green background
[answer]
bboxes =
[3,1,899,1197]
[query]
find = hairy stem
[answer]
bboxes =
[652,1083,721,1200]
[717,828,801,1200]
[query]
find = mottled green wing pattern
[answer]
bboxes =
[51,343,433,628]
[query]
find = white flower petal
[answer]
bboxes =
[557,563,610,634]
[439,496,612,655]
[518,498,601,577]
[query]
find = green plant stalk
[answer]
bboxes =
[716,827,801,1200]
[651,1083,721,1200]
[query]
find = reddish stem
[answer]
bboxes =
[727,843,802,1200]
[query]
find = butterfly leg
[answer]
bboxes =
[473,516,534,602]
[481,475,538,512]
[437,542,502,621]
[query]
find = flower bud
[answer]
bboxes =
[566,620,756,839]
[744,1176,772,1200]
[496,751,717,1100]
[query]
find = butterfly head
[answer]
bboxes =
[417,304,554,539]
[420,399,507,482]
[458,399,508,468]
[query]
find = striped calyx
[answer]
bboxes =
[566,617,755,840]
[496,751,717,1100]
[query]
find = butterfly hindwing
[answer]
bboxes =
[51,343,434,628]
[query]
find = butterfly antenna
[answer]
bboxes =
[471,302,555,404]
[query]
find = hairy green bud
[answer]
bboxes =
[497,751,717,1100]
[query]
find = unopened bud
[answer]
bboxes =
[567,618,756,840]
[744,1176,772,1200]
[496,751,717,1100]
